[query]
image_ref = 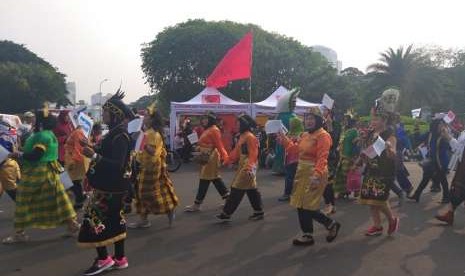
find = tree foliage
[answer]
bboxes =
[141,19,336,113]
[0,40,69,113]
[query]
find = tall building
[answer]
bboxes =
[66,82,77,105]
[312,45,342,73]
[90,92,112,106]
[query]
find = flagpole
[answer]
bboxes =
[249,29,253,116]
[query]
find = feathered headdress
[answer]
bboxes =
[276,88,300,113]
[103,88,135,121]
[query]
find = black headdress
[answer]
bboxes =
[102,89,135,122]
[238,114,257,133]
[34,102,57,131]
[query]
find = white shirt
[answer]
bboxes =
[448,130,465,171]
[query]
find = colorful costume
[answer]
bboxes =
[135,128,178,215]
[334,127,358,194]
[185,113,229,212]
[0,121,19,200]
[272,89,299,175]
[217,114,264,221]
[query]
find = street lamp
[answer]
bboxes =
[99,78,109,121]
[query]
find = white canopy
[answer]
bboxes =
[169,87,250,149]
[252,86,319,117]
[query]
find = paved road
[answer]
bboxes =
[0,163,464,276]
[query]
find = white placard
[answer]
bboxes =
[443,110,456,124]
[419,145,428,159]
[363,136,386,159]
[128,117,144,133]
[265,120,287,134]
[77,113,94,138]
[187,132,199,144]
[322,94,334,110]
[0,144,10,163]
[60,171,74,190]
[411,108,421,118]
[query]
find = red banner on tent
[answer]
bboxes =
[201,94,220,104]
[206,32,253,89]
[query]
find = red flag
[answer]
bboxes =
[206,32,253,88]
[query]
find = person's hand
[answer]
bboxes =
[8,151,22,159]
[79,138,90,147]
[309,176,321,190]
[82,147,95,158]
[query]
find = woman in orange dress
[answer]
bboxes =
[280,107,341,246]
[185,112,229,212]
[216,114,264,222]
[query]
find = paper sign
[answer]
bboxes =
[128,117,144,133]
[187,132,199,144]
[60,171,74,190]
[134,132,146,152]
[411,108,421,118]
[77,113,94,138]
[0,144,10,163]
[443,110,456,124]
[322,94,334,110]
[363,136,386,159]
[265,120,287,134]
[419,145,428,159]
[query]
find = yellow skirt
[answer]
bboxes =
[290,160,328,211]
[0,158,20,192]
[231,155,256,190]
[199,147,221,180]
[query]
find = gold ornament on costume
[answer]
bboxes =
[42,102,49,118]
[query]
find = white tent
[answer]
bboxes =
[252,86,319,117]
[169,87,250,149]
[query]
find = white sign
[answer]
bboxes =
[128,117,144,133]
[265,120,288,134]
[363,136,386,159]
[443,110,456,124]
[60,171,74,190]
[419,145,428,159]
[187,132,199,144]
[411,108,421,118]
[0,144,10,163]
[77,113,94,138]
[322,94,335,110]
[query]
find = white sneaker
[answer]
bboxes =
[184,204,201,212]
[127,220,151,229]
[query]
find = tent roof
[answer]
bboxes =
[172,87,248,106]
[254,86,318,108]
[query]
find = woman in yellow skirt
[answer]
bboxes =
[129,104,179,228]
[185,112,229,212]
[216,114,263,222]
[279,106,341,246]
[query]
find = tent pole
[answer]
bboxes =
[249,77,253,116]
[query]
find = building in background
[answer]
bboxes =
[90,92,112,106]
[66,82,77,105]
[312,45,342,73]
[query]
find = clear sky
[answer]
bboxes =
[1,0,464,103]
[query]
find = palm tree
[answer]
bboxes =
[367,45,436,113]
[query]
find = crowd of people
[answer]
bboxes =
[0,88,464,276]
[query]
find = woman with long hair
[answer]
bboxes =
[280,106,341,246]
[129,104,178,228]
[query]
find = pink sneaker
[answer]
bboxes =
[112,256,129,270]
[83,256,114,275]
[388,217,400,235]
[365,226,383,236]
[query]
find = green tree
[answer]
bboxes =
[0,40,69,113]
[141,19,336,112]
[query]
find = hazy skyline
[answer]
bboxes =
[1,0,464,103]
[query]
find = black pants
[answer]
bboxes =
[70,180,86,203]
[194,178,229,204]
[223,188,263,216]
[413,164,450,200]
[324,184,335,205]
[389,182,403,197]
[97,239,125,260]
[297,208,333,234]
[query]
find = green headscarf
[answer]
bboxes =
[288,117,304,136]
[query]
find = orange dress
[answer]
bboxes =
[64,128,90,181]
[282,128,332,210]
[225,131,259,189]
[197,125,229,180]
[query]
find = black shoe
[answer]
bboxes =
[248,212,264,221]
[292,234,315,246]
[430,187,441,193]
[406,195,419,203]
[278,195,290,202]
[326,222,341,243]
[215,213,231,223]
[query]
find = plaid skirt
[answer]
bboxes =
[14,161,76,230]
[136,160,178,215]
[78,190,128,248]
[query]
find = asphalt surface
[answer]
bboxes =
[0,162,464,276]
